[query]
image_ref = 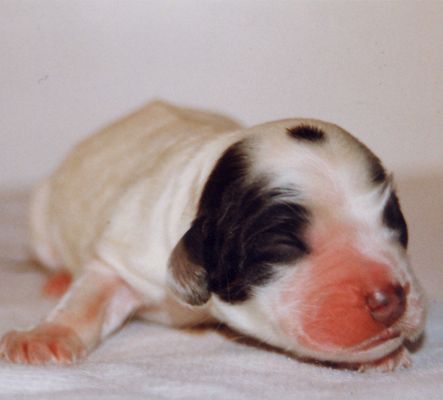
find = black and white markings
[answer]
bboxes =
[383,190,408,248]
[183,140,311,303]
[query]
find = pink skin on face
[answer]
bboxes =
[279,241,400,353]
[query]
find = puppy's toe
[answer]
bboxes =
[0,323,85,365]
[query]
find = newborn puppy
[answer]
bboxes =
[0,101,426,371]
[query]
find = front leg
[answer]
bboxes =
[0,261,141,364]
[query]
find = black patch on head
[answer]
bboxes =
[286,125,325,142]
[352,136,388,185]
[371,160,387,184]
[383,191,408,248]
[183,140,311,303]
[367,153,387,184]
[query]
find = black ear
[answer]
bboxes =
[167,218,210,306]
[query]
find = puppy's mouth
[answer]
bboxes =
[351,328,402,352]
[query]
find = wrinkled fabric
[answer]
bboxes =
[0,189,442,400]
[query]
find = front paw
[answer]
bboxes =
[357,346,412,372]
[0,323,86,365]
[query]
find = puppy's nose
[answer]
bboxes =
[366,284,406,326]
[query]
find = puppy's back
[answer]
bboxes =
[30,101,242,275]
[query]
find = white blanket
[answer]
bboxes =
[0,183,442,400]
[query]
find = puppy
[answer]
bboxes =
[0,101,426,371]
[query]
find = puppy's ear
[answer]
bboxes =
[167,218,210,306]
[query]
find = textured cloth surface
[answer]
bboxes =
[0,184,442,400]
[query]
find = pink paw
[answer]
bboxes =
[0,323,86,365]
[357,346,412,372]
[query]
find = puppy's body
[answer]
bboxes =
[0,101,426,370]
[31,101,242,315]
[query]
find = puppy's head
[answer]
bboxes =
[167,119,427,365]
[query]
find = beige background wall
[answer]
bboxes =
[1,1,442,295]
[1,1,442,187]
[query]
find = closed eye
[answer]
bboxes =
[248,233,310,265]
